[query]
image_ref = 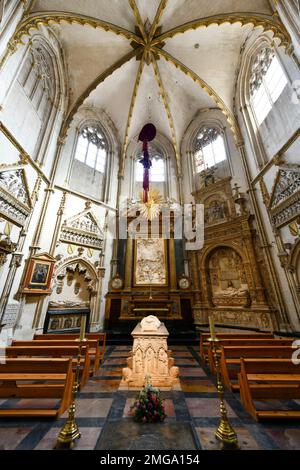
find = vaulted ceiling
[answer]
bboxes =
[13,1,291,171]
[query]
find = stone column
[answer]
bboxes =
[169,237,177,290]
[237,142,290,329]
[124,236,133,291]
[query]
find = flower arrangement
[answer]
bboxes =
[131,376,166,423]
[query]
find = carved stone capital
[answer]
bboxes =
[0,252,8,266]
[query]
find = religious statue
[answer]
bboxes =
[200,166,216,187]
[134,349,143,374]
[158,350,168,375]
[145,347,155,374]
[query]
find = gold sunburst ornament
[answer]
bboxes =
[138,188,163,220]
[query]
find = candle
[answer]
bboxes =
[79,316,86,341]
[209,315,216,340]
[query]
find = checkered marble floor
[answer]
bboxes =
[0,345,299,450]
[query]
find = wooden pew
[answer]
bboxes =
[34,333,106,368]
[238,358,300,421]
[207,338,293,373]
[13,339,100,375]
[0,358,73,418]
[5,345,90,388]
[220,346,294,391]
[200,332,273,362]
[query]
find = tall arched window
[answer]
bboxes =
[3,38,63,161]
[250,47,288,125]
[135,151,165,183]
[70,124,108,200]
[17,45,55,124]
[74,125,107,173]
[193,127,227,173]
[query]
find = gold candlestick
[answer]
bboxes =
[54,316,86,449]
[208,317,239,450]
[209,315,216,339]
[79,315,86,341]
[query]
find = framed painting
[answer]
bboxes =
[21,252,56,295]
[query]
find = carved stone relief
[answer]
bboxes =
[269,167,300,228]
[60,209,104,250]
[193,177,236,222]
[204,198,229,225]
[207,247,250,307]
[121,318,179,389]
[135,238,166,285]
[0,167,31,227]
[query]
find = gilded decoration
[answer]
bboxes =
[134,238,167,286]
[195,309,274,331]
[204,198,229,226]
[208,247,251,308]
[193,177,236,220]
[191,177,272,328]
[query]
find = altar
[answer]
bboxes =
[105,209,194,329]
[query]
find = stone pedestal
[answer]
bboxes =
[121,315,179,389]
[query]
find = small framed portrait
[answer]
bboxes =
[21,253,56,295]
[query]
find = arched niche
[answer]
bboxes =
[204,245,251,308]
[45,257,99,332]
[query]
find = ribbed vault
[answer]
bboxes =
[2,0,292,174]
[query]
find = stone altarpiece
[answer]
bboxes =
[191,177,275,331]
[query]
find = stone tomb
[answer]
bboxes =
[121,316,179,389]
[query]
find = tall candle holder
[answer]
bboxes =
[54,316,87,449]
[208,316,239,450]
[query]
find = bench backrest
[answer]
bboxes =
[34,333,105,341]
[12,339,98,349]
[240,358,300,374]
[221,346,294,359]
[212,338,293,347]
[200,333,274,357]
[201,333,273,340]
[0,357,72,373]
[5,345,88,358]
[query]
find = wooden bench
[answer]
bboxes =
[34,333,106,368]
[238,358,300,421]
[13,339,100,375]
[0,358,73,418]
[200,333,273,362]
[207,338,293,373]
[220,346,295,391]
[5,345,90,388]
